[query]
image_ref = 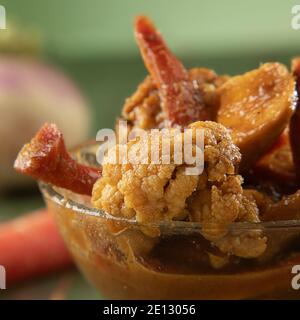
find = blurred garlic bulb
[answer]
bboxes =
[0,57,91,190]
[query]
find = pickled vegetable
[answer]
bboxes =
[217,63,296,170]
[14,123,101,195]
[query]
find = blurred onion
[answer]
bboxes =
[0,56,91,190]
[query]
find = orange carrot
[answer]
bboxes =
[14,123,101,196]
[135,16,210,127]
[0,209,73,284]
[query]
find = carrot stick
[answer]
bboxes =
[135,16,210,127]
[0,209,73,284]
[14,123,101,196]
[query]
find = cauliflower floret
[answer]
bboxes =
[92,121,266,258]
[188,175,267,258]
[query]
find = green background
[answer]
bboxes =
[0,0,300,299]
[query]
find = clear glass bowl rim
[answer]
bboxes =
[38,140,300,231]
[39,181,300,231]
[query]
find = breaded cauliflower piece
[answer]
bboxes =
[188,173,267,258]
[92,121,266,258]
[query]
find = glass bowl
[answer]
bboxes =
[39,143,300,300]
